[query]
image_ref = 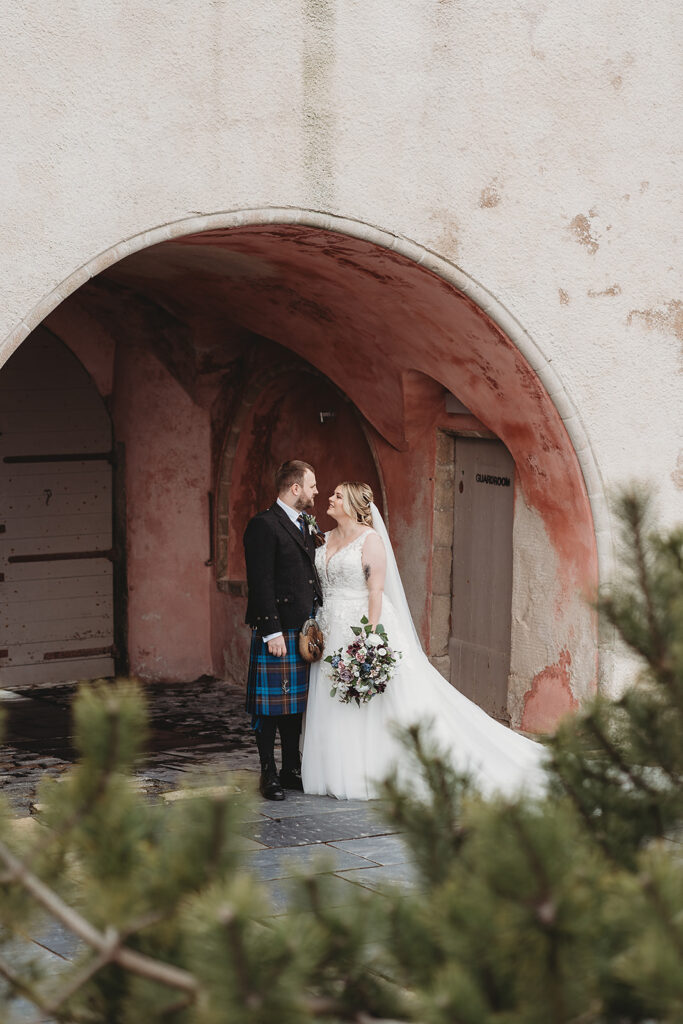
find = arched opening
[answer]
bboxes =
[0,328,116,685]
[0,214,599,731]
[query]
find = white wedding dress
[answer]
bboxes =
[302,510,548,801]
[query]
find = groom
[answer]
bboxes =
[244,460,324,800]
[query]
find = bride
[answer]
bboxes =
[301,481,548,800]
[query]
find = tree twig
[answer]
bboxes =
[0,838,198,997]
[0,952,48,1012]
[27,943,115,1023]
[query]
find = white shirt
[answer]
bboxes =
[262,498,303,643]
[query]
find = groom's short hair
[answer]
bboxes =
[276,460,314,493]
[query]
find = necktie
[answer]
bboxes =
[297,514,305,534]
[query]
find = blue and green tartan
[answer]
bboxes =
[245,627,310,718]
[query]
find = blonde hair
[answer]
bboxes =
[339,481,374,527]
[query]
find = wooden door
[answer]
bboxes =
[0,329,115,686]
[449,438,514,722]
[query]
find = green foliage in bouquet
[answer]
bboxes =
[350,616,386,638]
[0,487,680,1023]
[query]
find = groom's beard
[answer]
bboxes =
[295,496,315,513]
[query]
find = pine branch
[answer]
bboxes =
[23,697,124,876]
[0,953,52,1017]
[219,905,259,1009]
[507,809,566,1023]
[639,872,683,963]
[0,838,198,997]
[0,951,95,1024]
[158,993,195,1017]
[628,497,669,679]
[304,998,415,1023]
[28,944,114,1022]
[583,713,662,804]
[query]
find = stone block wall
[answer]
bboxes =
[429,431,456,680]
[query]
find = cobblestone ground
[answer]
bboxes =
[0,677,258,815]
[1,679,412,1018]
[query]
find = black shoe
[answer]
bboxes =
[259,763,285,801]
[279,767,304,791]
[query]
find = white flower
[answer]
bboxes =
[303,513,319,534]
[366,634,383,647]
[378,647,387,656]
[357,646,367,660]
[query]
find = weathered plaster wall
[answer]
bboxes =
[509,499,596,731]
[1,1,680,699]
[112,343,213,681]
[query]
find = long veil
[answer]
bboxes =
[370,502,423,659]
[368,501,548,796]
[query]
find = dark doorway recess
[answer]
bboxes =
[220,369,384,584]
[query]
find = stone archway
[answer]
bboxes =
[0,209,604,728]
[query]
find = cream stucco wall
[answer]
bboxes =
[1,1,681,694]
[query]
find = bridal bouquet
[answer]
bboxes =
[326,616,401,706]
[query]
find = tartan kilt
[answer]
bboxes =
[245,628,310,717]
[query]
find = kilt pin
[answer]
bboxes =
[243,500,324,798]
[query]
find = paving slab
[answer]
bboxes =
[246,843,374,881]
[262,872,370,915]
[239,807,394,848]
[254,792,375,819]
[1,935,67,1023]
[336,860,420,893]
[330,834,410,865]
[28,919,82,961]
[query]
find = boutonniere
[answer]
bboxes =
[303,513,319,536]
[304,513,326,547]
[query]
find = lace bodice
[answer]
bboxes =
[316,529,375,602]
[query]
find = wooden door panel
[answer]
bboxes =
[4,512,111,541]
[0,614,113,646]
[0,388,105,413]
[0,328,115,686]
[0,461,110,481]
[0,428,112,458]
[2,637,114,666]
[5,486,111,519]
[450,439,514,721]
[2,533,112,558]
[0,403,111,435]
[4,593,113,626]
[3,559,112,584]
[2,658,115,686]
[5,574,113,603]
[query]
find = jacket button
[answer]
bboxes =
[308,579,313,584]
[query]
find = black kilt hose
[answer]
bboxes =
[243,503,323,721]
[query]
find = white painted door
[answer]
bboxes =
[0,329,115,686]
[449,438,515,722]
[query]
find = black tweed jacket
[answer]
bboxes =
[243,503,323,635]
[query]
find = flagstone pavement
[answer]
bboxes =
[0,679,417,1021]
